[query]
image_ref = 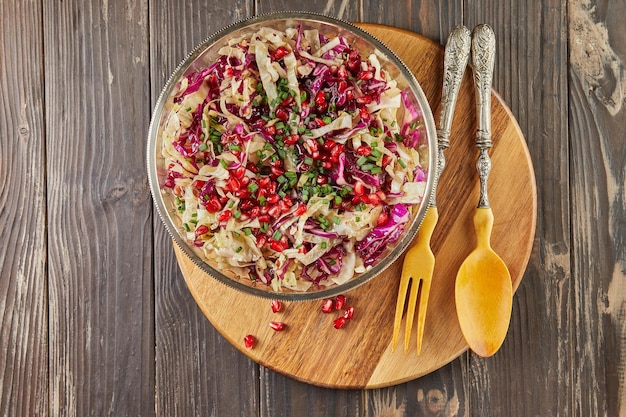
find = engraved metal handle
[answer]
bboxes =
[471,24,496,208]
[433,25,471,206]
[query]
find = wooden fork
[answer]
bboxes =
[392,25,471,354]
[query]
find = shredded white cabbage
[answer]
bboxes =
[160,23,429,292]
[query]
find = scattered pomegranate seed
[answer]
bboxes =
[269,321,286,331]
[257,235,268,248]
[243,334,256,349]
[333,316,348,329]
[271,300,282,313]
[344,306,354,320]
[321,299,334,313]
[335,294,346,310]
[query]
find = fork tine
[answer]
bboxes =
[404,277,420,353]
[392,275,411,350]
[416,277,431,355]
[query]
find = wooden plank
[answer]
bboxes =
[43,1,155,415]
[249,4,366,416]
[568,1,626,415]
[360,2,469,416]
[256,0,359,19]
[148,1,261,416]
[464,0,573,416]
[0,1,48,416]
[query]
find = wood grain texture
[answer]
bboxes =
[174,24,536,389]
[568,1,626,415]
[464,1,573,416]
[43,1,155,415]
[149,1,262,416]
[0,1,48,416]
[0,0,623,415]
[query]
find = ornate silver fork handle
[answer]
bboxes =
[433,25,471,207]
[471,24,496,209]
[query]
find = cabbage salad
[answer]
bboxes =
[160,23,428,292]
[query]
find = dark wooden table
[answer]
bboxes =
[2,0,625,415]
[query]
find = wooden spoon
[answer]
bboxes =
[454,24,513,358]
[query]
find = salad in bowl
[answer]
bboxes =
[148,12,437,300]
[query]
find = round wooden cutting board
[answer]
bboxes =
[173,24,537,389]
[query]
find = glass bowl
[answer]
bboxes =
[147,11,437,301]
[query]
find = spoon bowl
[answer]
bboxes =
[455,207,512,357]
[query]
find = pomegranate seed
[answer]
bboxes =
[344,306,354,320]
[354,181,365,196]
[271,300,283,313]
[243,334,256,349]
[357,95,373,104]
[284,134,299,146]
[346,89,355,101]
[173,185,183,197]
[265,125,276,136]
[377,211,389,226]
[276,108,289,121]
[321,299,334,313]
[258,214,271,223]
[217,210,232,222]
[233,189,249,199]
[295,203,307,216]
[233,166,246,179]
[356,145,371,156]
[315,91,326,105]
[193,240,204,247]
[246,162,259,173]
[337,79,348,93]
[381,155,392,166]
[273,46,289,59]
[266,194,279,204]
[335,294,346,310]
[257,235,268,247]
[316,175,328,185]
[268,205,282,218]
[270,241,284,252]
[368,193,381,205]
[259,177,271,188]
[192,179,206,189]
[279,200,290,213]
[337,65,349,79]
[270,166,285,178]
[205,195,222,212]
[269,321,286,331]
[195,225,209,237]
[323,139,336,150]
[322,161,332,169]
[359,107,369,120]
[298,246,307,254]
[229,178,241,191]
[357,70,374,80]
[248,206,260,218]
[333,316,348,329]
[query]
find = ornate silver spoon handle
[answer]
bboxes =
[471,24,496,209]
[433,25,471,206]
